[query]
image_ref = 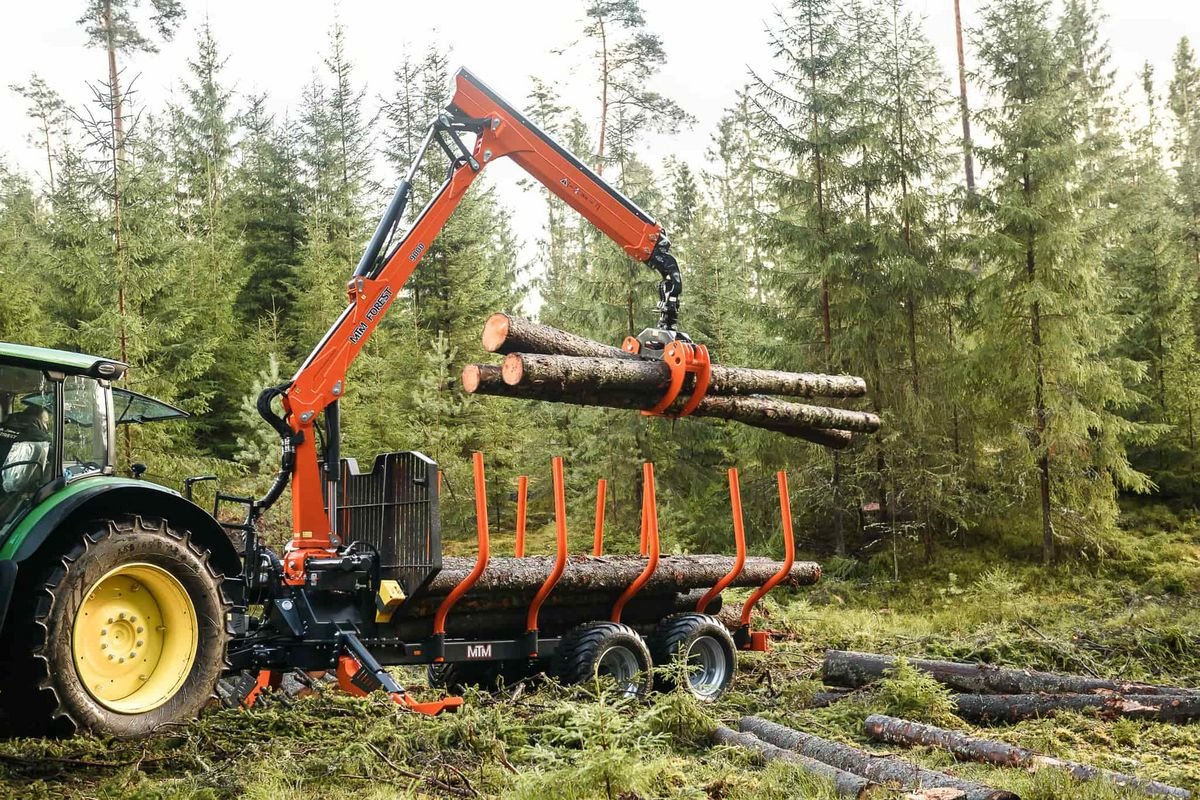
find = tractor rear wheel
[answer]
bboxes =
[648,613,736,701]
[555,621,653,698]
[0,516,230,737]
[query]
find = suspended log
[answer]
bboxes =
[483,313,632,359]
[465,363,855,448]
[398,591,718,639]
[823,650,1200,697]
[711,726,877,799]
[864,715,1191,799]
[484,316,868,399]
[740,716,1017,800]
[424,554,820,597]
[503,353,878,432]
[954,693,1200,724]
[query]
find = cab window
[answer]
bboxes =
[61,375,108,480]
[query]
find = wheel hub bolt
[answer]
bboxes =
[136,626,144,634]
[136,640,143,648]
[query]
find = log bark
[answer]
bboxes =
[865,715,1191,799]
[503,353,878,432]
[953,693,1200,724]
[465,364,856,447]
[495,335,867,399]
[424,554,820,597]
[823,650,1200,697]
[712,726,877,799]
[740,716,1017,800]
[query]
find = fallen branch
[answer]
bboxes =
[953,693,1200,724]
[823,650,1200,697]
[711,726,876,798]
[739,716,1017,800]
[864,714,1191,799]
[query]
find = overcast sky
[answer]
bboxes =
[1,0,1198,270]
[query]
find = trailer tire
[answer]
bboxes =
[427,661,505,693]
[648,613,736,701]
[556,621,653,698]
[0,516,230,737]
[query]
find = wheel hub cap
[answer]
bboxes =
[72,562,198,713]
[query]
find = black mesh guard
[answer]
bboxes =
[328,451,442,600]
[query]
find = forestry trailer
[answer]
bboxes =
[0,69,817,737]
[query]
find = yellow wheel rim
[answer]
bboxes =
[71,562,199,714]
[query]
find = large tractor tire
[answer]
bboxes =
[0,516,230,737]
[555,621,653,698]
[648,613,736,701]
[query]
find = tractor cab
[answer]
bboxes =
[0,343,186,536]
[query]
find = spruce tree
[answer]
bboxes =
[973,0,1148,563]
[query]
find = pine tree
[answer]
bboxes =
[1169,38,1200,268]
[973,0,1148,563]
[8,75,69,194]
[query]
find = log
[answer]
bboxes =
[823,650,1200,697]
[954,693,1200,724]
[740,716,1017,800]
[487,319,868,398]
[398,591,719,639]
[864,714,1191,799]
[483,313,631,359]
[465,363,855,448]
[425,554,821,597]
[503,353,879,432]
[711,726,877,798]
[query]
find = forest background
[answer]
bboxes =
[2,0,1198,570]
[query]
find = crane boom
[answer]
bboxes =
[261,68,685,573]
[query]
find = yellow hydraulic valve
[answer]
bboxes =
[375,580,406,623]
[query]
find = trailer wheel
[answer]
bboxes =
[0,516,230,737]
[427,661,505,693]
[649,613,736,701]
[556,621,653,698]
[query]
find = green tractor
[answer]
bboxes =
[0,343,241,737]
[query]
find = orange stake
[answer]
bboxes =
[526,457,569,647]
[592,478,607,556]
[739,471,795,646]
[515,475,528,557]
[696,468,747,613]
[613,463,659,623]
[639,482,649,556]
[432,452,491,651]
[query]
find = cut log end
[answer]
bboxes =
[482,313,512,353]
[462,363,502,394]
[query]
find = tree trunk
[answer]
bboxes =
[822,650,1200,696]
[711,727,876,799]
[864,715,1192,799]
[425,554,820,597]
[953,0,976,194]
[466,363,856,448]
[954,693,1200,724]
[484,315,868,398]
[739,716,1016,800]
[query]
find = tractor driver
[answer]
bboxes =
[0,403,53,495]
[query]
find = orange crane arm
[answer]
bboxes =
[262,68,682,563]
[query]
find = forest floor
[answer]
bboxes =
[3,504,1200,799]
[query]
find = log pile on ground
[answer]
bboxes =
[730,716,1017,800]
[864,714,1192,799]
[462,314,878,447]
[821,650,1200,724]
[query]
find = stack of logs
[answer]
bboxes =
[462,314,879,448]
[755,650,1199,798]
[394,555,822,639]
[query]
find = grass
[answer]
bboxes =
[4,505,1200,798]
